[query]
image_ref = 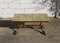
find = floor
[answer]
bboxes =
[0,17,60,43]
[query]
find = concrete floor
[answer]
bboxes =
[0,17,60,43]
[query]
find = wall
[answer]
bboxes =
[0,0,52,18]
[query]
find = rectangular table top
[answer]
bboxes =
[11,13,50,22]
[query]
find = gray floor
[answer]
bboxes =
[0,17,60,43]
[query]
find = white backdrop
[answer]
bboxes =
[0,0,53,18]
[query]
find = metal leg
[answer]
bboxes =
[13,22,24,35]
[9,27,18,35]
[41,29,46,35]
[13,29,19,35]
[39,22,44,29]
[39,22,46,35]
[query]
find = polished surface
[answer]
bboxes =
[11,14,50,22]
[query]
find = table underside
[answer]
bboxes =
[9,21,46,35]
